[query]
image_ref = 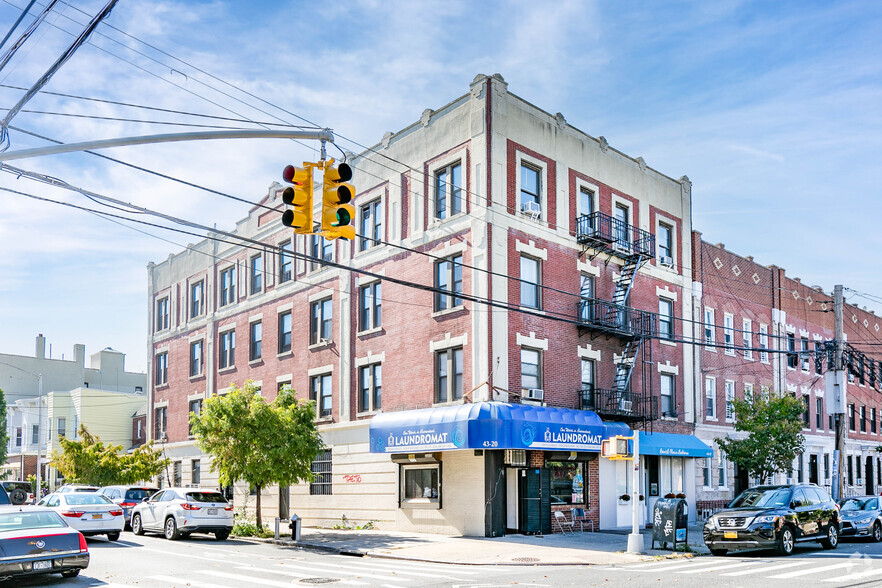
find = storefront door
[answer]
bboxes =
[518,468,550,535]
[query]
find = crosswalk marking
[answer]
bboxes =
[721,560,813,576]
[628,559,720,570]
[235,562,404,582]
[150,575,228,588]
[355,557,481,575]
[675,561,759,573]
[198,569,336,587]
[768,562,856,579]
[823,566,882,582]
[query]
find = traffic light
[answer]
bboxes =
[601,436,633,460]
[321,161,355,240]
[281,163,314,234]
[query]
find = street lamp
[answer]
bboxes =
[0,363,43,499]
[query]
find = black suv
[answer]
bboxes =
[703,484,840,556]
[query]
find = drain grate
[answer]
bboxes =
[299,578,340,584]
[512,557,540,563]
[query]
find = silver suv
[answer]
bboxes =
[131,487,233,541]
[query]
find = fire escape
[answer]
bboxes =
[575,211,657,426]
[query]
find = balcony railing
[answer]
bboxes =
[577,297,654,337]
[580,386,658,422]
[576,212,655,258]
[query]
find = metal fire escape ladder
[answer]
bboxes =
[611,252,649,413]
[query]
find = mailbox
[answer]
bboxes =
[651,498,687,550]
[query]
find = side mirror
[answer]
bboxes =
[142,497,149,503]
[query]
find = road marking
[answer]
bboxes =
[722,560,814,576]
[675,561,759,573]
[769,562,856,579]
[199,569,336,587]
[329,558,479,577]
[628,559,737,571]
[823,567,882,582]
[236,563,404,583]
[150,575,228,588]
[353,557,481,574]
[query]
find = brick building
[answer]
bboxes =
[693,237,882,514]
[147,74,708,536]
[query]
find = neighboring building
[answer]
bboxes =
[147,73,707,536]
[2,335,146,483]
[693,236,882,514]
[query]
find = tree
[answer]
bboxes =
[0,387,8,468]
[50,425,169,486]
[190,381,325,529]
[715,393,806,484]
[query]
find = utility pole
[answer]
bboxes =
[833,285,846,501]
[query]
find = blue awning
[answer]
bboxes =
[368,402,629,454]
[639,431,714,457]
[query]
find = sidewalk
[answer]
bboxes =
[263,523,710,566]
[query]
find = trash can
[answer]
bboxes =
[289,514,301,541]
[651,498,687,550]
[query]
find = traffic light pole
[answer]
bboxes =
[833,285,846,501]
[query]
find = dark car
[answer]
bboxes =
[838,496,882,541]
[0,505,89,581]
[703,484,840,556]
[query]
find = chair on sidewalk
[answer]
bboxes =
[571,508,594,532]
[553,510,575,534]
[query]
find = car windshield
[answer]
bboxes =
[840,498,876,511]
[65,494,113,506]
[185,492,227,504]
[0,511,66,530]
[730,488,792,508]
[125,489,156,501]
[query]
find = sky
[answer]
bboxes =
[0,0,880,373]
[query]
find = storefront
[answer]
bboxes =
[639,431,713,526]
[369,402,628,536]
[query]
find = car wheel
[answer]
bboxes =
[821,523,839,550]
[215,530,230,541]
[777,526,795,556]
[710,548,728,556]
[132,514,145,536]
[60,569,80,578]
[873,521,882,542]
[106,532,120,541]
[164,517,180,540]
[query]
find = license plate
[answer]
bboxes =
[32,560,52,571]
[92,513,103,519]
[724,531,738,539]
[207,508,217,515]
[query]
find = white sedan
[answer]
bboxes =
[37,492,124,541]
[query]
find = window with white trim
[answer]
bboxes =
[434,254,463,311]
[250,254,262,294]
[660,373,675,416]
[705,377,716,419]
[310,298,333,344]
[310,374,332,418]
[359,281,382,331]
[402,464,439,503]
[704,308,715,347]
[718,454,727,487]
[657,222,673,264]
[279,240,293,283]
[278,311,292,354]
[435,347,463,403]
[520,255,541,309]
[521,347,542,397]
[520,163,541,215]
[310,235,333,270]
[358,363,382,413]
[743,319,753,359]
[156,297,169,332]
[359,199,382,251]
[190,280,204,318]
[219,330,235,369]
[435,162,463,220]
[659,298,674,340]
[249,321,262,361]
[155,352,168,386]
[725,380,735,422]
[219,267,235,307]
[190,340,203,377]
[723,313,734,354]
[759,325,769,362]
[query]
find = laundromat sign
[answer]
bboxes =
[371,422,467,453]
[516,422,605,451]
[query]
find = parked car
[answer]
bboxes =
[0,481,33,505]
[131,487,233,541]
[838,495,882,541]
[56,484,99,494]
[37,492,124,541]
[703,483,840,556]
[0,505,89,580]
[97,485,159,529]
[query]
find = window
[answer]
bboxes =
[219,330,235,369]
[704,308,715,347]
[581,359,595,410]
[803,396,811,428]
[310,449,333,495]
[725,381,735,422]
[723,314,734,354]
[815,341,824,375]
[548,461,586,506]
[861,405,867,433]
[310,235,333,270]
[156,297,169,331]
[310,374,332,418]
[657,222,673,263]
[136,420,142,441]
[155,352,168,386]
[188,399,201,436]
[434,254,463,311]
[14,427,21,447]
[759,325,769,362]
[279,240,293,283]
[579,187,595,217]
[191,459,201,485]
[658,298,674,340]
[219,267,235,306]
[801,337,810,371]
[250,254,262,294]
[435,162,463,220]
[849,403,856,431]
[249,321,262,361]
[579,274,594,321]
[436,347,464,403]
[614,204,630,248]
[278,311,292,354]
[31,424,38,445]
[359,199,382,251]
[705,377,716,419]
[702,458,711,487]
[744,382,754,404]
[310,298,333,344]
[190,280,204,318]
[718,455,727,487]
[660,373,675,416]
[742,319,753,359]
[358,363,382,413]
[519,255,541,309]
[173,462,182,487]
[190,340,203,377]
[520,163,540,213]
[824,453,830,481]
[359,282,382,331]
[786,333,798,368]
[873,408,878,434]
[816,398,823,430]
[155,407,167,439]
[402,465,439,502]
[521,348,542,396]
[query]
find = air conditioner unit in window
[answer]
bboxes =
[659,255,674,267]
[520,201,541,220]
[619,399,633,412]
[525,388,544,401]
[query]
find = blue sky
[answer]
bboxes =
[0,0,880,372]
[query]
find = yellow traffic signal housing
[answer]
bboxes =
[601,436,633,460]
[321,161,355,240]
[281,163,315,234]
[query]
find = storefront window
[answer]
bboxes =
[547,462,586,506]
[402,466,439,502]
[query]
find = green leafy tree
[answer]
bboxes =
[0,387,8,468]
[716,393,806,484]
[190,381,324,529]
[50,425,169,486]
